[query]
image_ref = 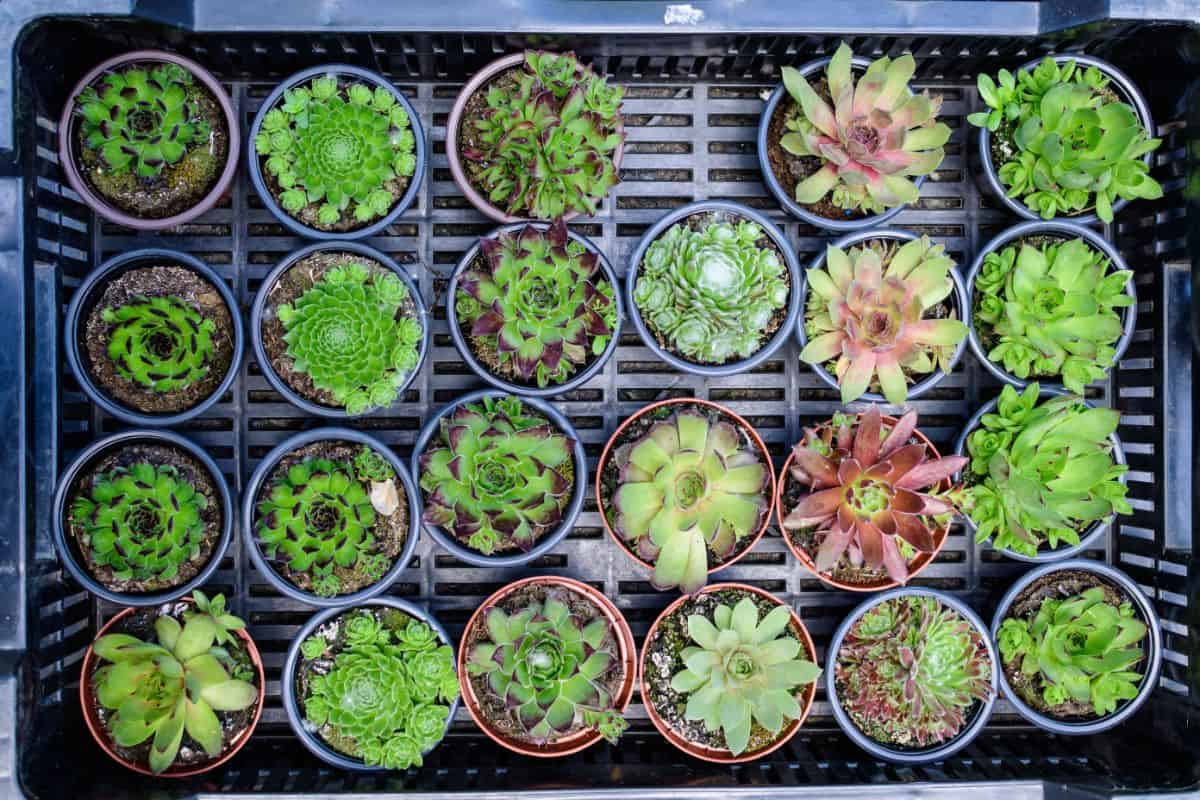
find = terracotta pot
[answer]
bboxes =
[445,52,625,223]
[596,398,776,589]
[774,411,951,592]
[58,50,239,231]
[79,599,265,777]
[640,582,818,763]
[457,576,636,757]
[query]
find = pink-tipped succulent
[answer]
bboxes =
[779,42,949,215]
[781,406,966,585]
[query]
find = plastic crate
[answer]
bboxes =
[2,5,1197,798]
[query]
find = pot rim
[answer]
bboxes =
[241,427,422,608]
[446,222,623,397]
[57,49,240,231]
[246,62,426,240]
[457,575,637,757]
[79,598,266,777]
[625,199,803,377]
[639,582,818,763]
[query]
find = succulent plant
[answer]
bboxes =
[801,236,967,405]
[302,609,458,770]
[419,395,574,555]
[781,406,965,584]
[70,462,208,585]
[964,383,1131,557]
[76,63,213,178]
[102,295,217,393]
[255,74,417,227]
[779,43,949,215]
[634,217,789,364]
[968,58,1163,223]
[998,586,1147,716]
[836,595,991,748]
[455,220,616,387]
[91,592,257,774]
[669,596,820,755]
[277,260,422,415]
[974,238,1131,394]
[353,445,396,483]
[609,407,769,593]
[463,50,624,219]
[467,588,628,744]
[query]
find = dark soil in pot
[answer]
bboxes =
[82,264,235,415]
[458,67,523,210]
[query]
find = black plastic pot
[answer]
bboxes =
[51,429,234,606]
[975,53,1155,226]
[281,598,458,770]
[242,427,421,607]
[826,587,999,764]
[63,248,244,427]
[247,63,426,241]
[796,227,970,406]
[966,220,1138,389]
[626,200,801,377]
[990,559,1163,735]
[410,389,586,567]
[446,223,623,397]
[953,386,1128,562]
[250,240,429,418]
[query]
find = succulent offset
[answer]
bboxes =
[91,592,257,774]
[782,406,965,584]
[456,220,616,387]
[837,595,991,747]
[419,395,573,555]
[780,42,949,214]
[277,260,422,415]
[464,51,624,219]
[968,58,1163,223]
[974,238,1132,394]
[103,295,217,392]
[998,586,1147,716]
[610,407,769,593]
[634,218,789,364]
[76,63,213,178]
[70,462,208,585]
[801,236,967,405]
[468,588,628,743]
[256,74,417,226]
[669,596,820,756]
[965,383,1131,556]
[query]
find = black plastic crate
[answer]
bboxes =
[2,5,1198,798]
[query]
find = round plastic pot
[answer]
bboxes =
[411,390,586,567]
[965,220,1137,389]
[773,411,952,592]
[242,427,421,607]
[281,598,458,770]
[797,227,970,405]
[596,398,775,588]
[640,582,818,763]
[990,559,1162,735]
[975,53,1155,226]
[63,248,244,427]
[827,587,998,764]
[458,576,636,757]
[446,222,623,397]
[80,598,266,777]
[758,55,926,232]
[250,240,429,418]
[58,50,240,231]
[247,63,426,240]
[953,386,1127,562]
[445,53,625,224]
[626,200,802,377]
[53,429,234,607]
